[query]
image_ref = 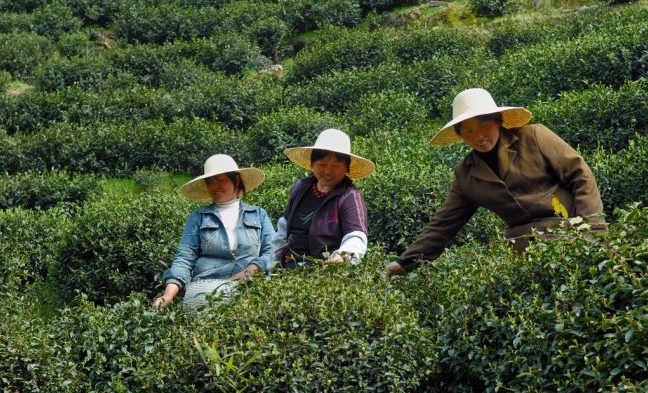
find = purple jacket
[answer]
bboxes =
[276,176,368,260]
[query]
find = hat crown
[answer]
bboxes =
[313,128,351,154]
[452,88,499,119]
[204,154,239,175]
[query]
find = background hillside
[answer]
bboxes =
[1,0,647,391]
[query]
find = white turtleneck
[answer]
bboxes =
[216,199,240,251]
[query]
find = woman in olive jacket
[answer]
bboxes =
[386,88,606,278]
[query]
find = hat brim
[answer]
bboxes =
[430,107,532,146]
[284,147,375,180]
[178,168,265,202]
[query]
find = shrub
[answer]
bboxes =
[6,118,244,176]
[33,55,114,92]
[487,20,648,105]
[470,0,520,17]
[55,31,97,57]
[108,43,182,87]
[0,70,9,91]
[588,134,648,214]
[312,0,362,28]
[247,106,346,164]
[398,206,648,391]
[530,79,648,151]
[0,170,99,210]
[56,193,193,304]
[0,32,53,79]
[32,2,83,40]
[0,12,34,33]
[287,28,389,82]
[343,90,431,135]
[245,16,289,59]
[0,207,72,285]
[387,25,479,64]
[67,0,129,25]
[179,35,271,75]
[0,0,45,12]
[112,2,195,44]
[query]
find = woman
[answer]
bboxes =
[273,128,375,268]
[154,154,275,309]
[385,88,606,279]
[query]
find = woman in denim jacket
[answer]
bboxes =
[273,129,375,268]
[154,154,275,309]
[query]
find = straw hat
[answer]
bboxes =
[431,88,532,145]
[283,128,375,179]
[178,154,265,202]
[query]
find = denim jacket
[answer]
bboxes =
[162,201,275,289]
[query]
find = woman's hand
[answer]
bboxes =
[153,295,173,309]
[231,264,261,281]
[384,261,406,280]
[153,283,180,309]
[324,253,346,266]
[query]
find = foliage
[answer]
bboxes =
[0,207,72,286]
[530,78,648,151]
[32,2,83,40]
[398,206,648,391]
[470,0,520,17]
[0,170,99,210]
[0,32,53,79]
[55,193,193,304]
[247,106,346,164]
[2,118,245,176]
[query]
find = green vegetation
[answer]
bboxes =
[1,0,647,390]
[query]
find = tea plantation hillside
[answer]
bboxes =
[1,0,647,391]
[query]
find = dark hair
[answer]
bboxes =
[225,172,246,195]
[310,149,351,169]
[454,112,503,135]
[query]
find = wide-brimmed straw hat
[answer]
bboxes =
[178,154,265,202]
[431,88,532,145]
[283,128,375,179]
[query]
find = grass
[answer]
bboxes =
[102,172,191,196]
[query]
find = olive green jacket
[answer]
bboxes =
[398,124,605,269]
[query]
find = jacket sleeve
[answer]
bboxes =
[534,124,606,227]
[162,212,201,289]
[397,173,478,271]
[250,208,276,273]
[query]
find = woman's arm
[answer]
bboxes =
[250,208,276,272]
[161,212,201,292]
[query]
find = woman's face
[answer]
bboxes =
[458,117,501,153]
[205,174,238,203]
[311,154,348,189]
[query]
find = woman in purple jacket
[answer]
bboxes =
[272,128,375,268]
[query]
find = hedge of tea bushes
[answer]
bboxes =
[396,205,648,391]
[0,32,54,79]
[588,134,648,215]
[3,254,438,392]
[54,192,195,304]
[485,18,648,106]
[0,170,99,210]
[530,78,648,151]
[0,207,73,286]
[1,118,248,177]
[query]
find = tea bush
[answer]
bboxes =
[530,79,648,151]
[287,28,389,82]
[3,118,246,175]
[470,0,520,17]
[33,55,114,92]
[67,0,130,25]
[0,0,46,13]
[112,2,197,44]
[55,31,97,57]
[0,170,99,210]
[246,106,346,164]
[0,12,34,33]
[0,207,72,285]
[0,32,53,79]
[588,134,648,214]
[0,70,9,91]
[387,25,479,64]
[487,20,648,105]
[178,35,271,75]
[311,0,363,28]
[343,90,431,135]
[398,206,648,391]
[56,193,193,304]
[32,2,83,40]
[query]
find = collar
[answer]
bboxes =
[465,129,519,183]
[197,200,257,214]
